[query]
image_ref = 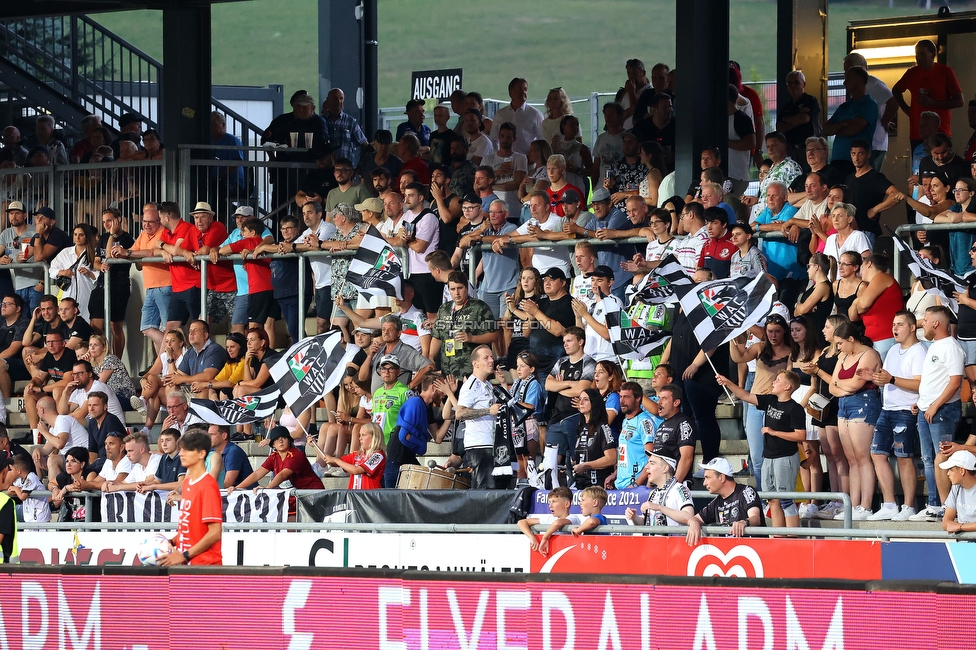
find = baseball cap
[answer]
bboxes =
[291,93,315,107]
[289,89,309,105]
[644,450,678,470]
[355,197,384,214]
[6,201,25,213]
[542,268,568,282]
[464,107,484,120]
[939,450,976,471]
[591,188,611,203]
[699,457,735,477]
[355,326,375,335]
[33,206,56,220]
[233,206,254,217]
[378,354,401,368]
[560,189,582,205]
[267,426,291,443]
[405,99,425,112]
[461,193,481,205]
[591,265,615,279]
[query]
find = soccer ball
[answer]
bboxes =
[136,534,174,566]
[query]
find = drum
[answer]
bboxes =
[396,465,471,490]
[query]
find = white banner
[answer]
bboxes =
[99,489,289,524]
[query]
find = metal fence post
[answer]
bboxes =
[199,256,209,322]
[297,254,307,338]
[103,267,112,352]
[590,92,601,147]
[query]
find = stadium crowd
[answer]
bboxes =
[1,44,976,545]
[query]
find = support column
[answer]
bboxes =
[319,0,377,139]
[674,0,729,197]
[778,0,829,126]
[161,5,212,148]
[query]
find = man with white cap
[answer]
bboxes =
[940,450,976,533]
[192,202,236,327]
[686,457,765,546]
[0,201,41,313]
[625,451,694,527]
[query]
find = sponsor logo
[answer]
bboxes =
[687,544,764,578]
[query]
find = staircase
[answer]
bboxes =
[0,15,263,145]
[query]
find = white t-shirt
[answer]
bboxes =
[945,482,976,524]
[794,197,829,222]
[54,415,89,455]
[301,220,337,289]
[482,151,528,217]
[823,231,872,263]
[881,341,926,410]
[865,76,893,152]
[124,454,162,484]
[917,336,965,410]
[15,473,50,523]
[99,456,133,482]
[466,133,495,162]
[672,226,709,272]
[536,513,584,527]
[515,215,572,275]
[585,294,622,362]
[397,304,430,354]
[571,274,596,308]
[69,379,124,422]
[458,375,495,449]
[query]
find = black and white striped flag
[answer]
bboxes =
[189,385,281,426]
[678,274,775,351]
[628,254,694,307]
[344,225,403,301]
[892,233,965,313]
[602,293,671,360]
[269,331,354,417]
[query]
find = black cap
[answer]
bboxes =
[591,265,615,279]
[464,107,484,120]
[559,189,581,204]
[268,426,291,443]
[119,113,142,127]
[289,89,309,104]
[461,193,481,205]
[373,129,393,145]
[405,99,425,111]
[33,206,56,220]
[542,268,568,282]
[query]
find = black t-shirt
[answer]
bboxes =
[35,227,71,259]
[789,164,847,194]
[529,294,575,349]
[756,394,805,458]
[918,154,970,189]
[573,422,617,489]
[97,231,135,285]
[699,482,766,526]
[0,312,29,354]
[633,118,675,155]
[957,273,976,339]
[38,348,78,382]
[0,497,13,563]
[298,166,339,201]
[37,319,70,344]
[844,169,893,236]
[455,219,482,275]
[653,413,695,461]
[86,413,126,459]
[547,354,597,423]
[65,317,93,344]
[779,93,822,146]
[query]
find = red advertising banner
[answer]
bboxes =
[0,571,966,649]
[529,535,883,580]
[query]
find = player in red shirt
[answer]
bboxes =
[161,431,223,566]
[313,422,386,490]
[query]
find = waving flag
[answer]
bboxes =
[344,225,403,301]
[269,331,355,416]
[892,233,966,313]
[190,385,281,425]
[602,294,671,360]
[628,254,693,307]
[678,274,775,351]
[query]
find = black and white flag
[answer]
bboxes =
[344,225,403,301]
[269,331,354,417]
[628,254,693,307]
[678,274,775,351]
[892,234,966,313]
[189,385,281,426]
[602,293,671,360]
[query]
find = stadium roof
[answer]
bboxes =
[1,0,245,20]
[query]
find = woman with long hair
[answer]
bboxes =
[800,314,851,519]
[316,369,371,475]
[850,252,904,359]
[934,175,976,276]
[571,388,617,489]
[791,315,826,517]
[832,251,864,319]
[138,328,187,430]
[730,313,797,489]
[543,87,574,146]
[794,252,834,333]
[638,141,667,209]
[503,267,542,366]
[594,360,624,429]
[829,321,882,520]
[49,223,98,320]
[83,333,136,406]
[313,422,386,490]
[197,331,246,399]
[51,446,97,522]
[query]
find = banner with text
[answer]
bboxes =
[99,489,288,524]
[411,68,462,101]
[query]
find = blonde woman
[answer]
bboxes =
[312,422,386,490]
[542,87,573,147]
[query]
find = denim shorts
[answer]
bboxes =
[838,390,881,425]
[870,408,918,457]
[231,293,249,325]
[140,286,172,330]
[959,339,976,367]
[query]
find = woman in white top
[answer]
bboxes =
[49,223,99,320]
[542,87,573,147]
[138,329,187,430]
[822,202,871,278]
[638,141,667,209]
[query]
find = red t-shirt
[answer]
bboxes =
[176,472,223,566]
[698,230,736,269]
[892,63,962,139]
[261,448,324,490]
[160,219,202,292]
[342,450,386,490]
[397,156,431,186]
[546,183,584,217]
[200,222,236,293]
[229,236,273,293]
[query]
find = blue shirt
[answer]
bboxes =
[615,410,655,489]
[395,121,431,147]
[178,338,228,377]
[212,132,245,189]
[481,222,520,293]
[324,111,368,166]
[585,208,633,289]
[219,443,253,487]
[754,203,803,279]
[827,94,878,162]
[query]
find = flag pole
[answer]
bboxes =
[703,351,737,403]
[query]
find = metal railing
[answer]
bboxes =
[892,222,976,287]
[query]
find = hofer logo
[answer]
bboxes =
[687,544,764,578]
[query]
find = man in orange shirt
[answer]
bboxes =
[116,202,170,355]
[161,430,222,566]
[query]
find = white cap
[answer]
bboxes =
[699,457,735,477]
[939,450,976,471]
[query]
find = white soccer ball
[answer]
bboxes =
[136,534,174,566]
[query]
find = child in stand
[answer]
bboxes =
[7,455,50,523]
[517,486,581,555]
[313,423,386,490]
[716,369,805,528]
[496,351,544,480]
[572,485,609,536]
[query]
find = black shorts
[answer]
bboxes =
[2,356,29,382]
[88,283,131,322]
[168,288,201,325]
[410,273,444,315]
[247,290,278,323]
